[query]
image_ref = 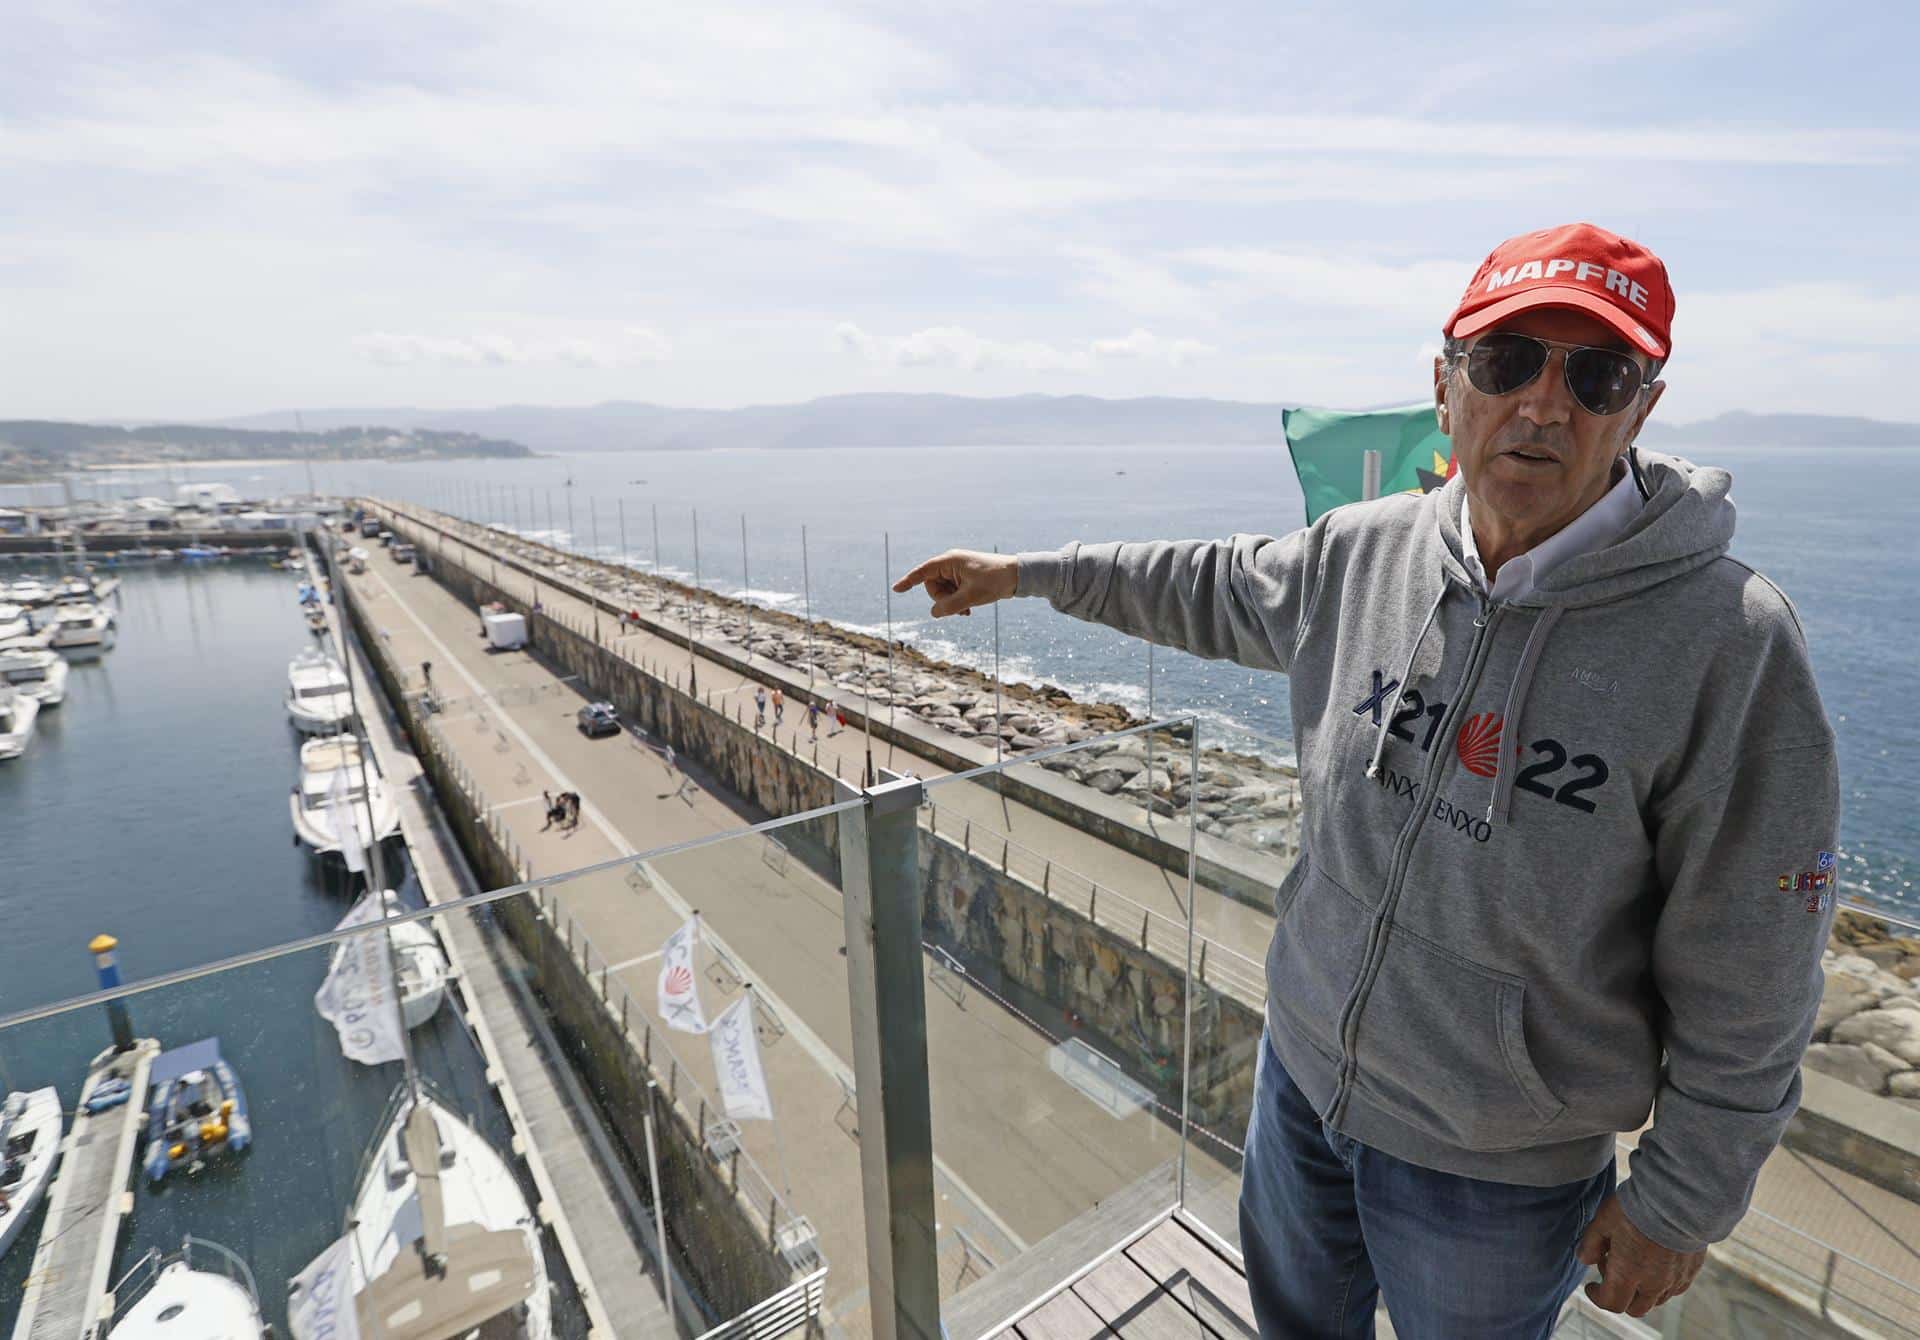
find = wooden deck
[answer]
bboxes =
[993,1217,1257,1340]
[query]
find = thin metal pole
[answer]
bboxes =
[740,513,751,662]
[1147,641,1155,799]
[1361,448,1383,502]
[689,509,701,694]
[651,503,662,601]
[642,1079,677,1336]
[590,494,600,558]
[1178,719,1200,1210]
[618,498,629,570]
[992,543,1003,776]
[884,532,896,765]
[566,481,577,551]
[802,524,816,695]
[546,488,557,544]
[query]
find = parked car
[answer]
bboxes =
[391,542,416,564]
[576,702,620,737]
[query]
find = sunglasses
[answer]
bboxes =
[1457,331,1650,417]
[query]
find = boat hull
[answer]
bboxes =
[0,1087,63,1261]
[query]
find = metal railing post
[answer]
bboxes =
[834,768,938,1340]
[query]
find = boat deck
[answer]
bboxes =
[10,1037,161,1340]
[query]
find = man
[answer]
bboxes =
[893,224,1837,1336]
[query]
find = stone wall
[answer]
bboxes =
[920,830,1261,1158]
[341,574,805,1325]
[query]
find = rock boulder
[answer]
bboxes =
[1832,1008,1920,1064]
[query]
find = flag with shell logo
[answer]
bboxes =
[657,916,707,1034]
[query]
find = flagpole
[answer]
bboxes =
[748,984,794,1199]
[642,1077,677,1337]
[740,513,751,663]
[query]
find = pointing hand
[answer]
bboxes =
[892,549,1019,618]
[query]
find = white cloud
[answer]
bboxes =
[353,327,672,368]
[835,323,1212,373]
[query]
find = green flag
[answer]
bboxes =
[1282,404,1455,525]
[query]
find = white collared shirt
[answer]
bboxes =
[1461,461,1641,602]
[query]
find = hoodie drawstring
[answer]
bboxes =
[1365,582,1450,782]
[1485,605,1563,827]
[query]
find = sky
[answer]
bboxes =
[3,1,1916,424]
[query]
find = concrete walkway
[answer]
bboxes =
[337,602,676,1340]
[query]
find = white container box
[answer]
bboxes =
[484,611,528,650]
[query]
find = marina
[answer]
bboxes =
[0,551,588,1340]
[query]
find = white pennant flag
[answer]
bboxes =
[315,891,405,1065]
[709,995,772,1122]
[656,916,707,1034]
[327,766,367,874]
[288,1233,362,1340]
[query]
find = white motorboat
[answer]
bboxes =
[0,603,33,644]
[290,734,401,855]
[44,601,116,655]
[0,648,68,707]
[0,687,39,760]
[107,1237,268,1338]
[288,1085,549,1340]
[3,579,55,608]
[0,1087,62,1261]
[286,648,353,734]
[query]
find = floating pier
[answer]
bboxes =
[9,1036,161,1340]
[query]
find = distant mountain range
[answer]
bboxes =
[0,420,533,482]
[211,395,1920,453]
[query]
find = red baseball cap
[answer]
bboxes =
[1445,222,1674,359]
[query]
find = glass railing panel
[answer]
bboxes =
[634,807,864,1334]
[918,722,1195,1324]
[0,891,570,1340]
[0,804,865,1340]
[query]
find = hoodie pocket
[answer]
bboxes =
[1350,928,1567,1152]
[1266,858,1373,1068]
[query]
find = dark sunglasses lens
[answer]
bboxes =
[1564,348,1642,415]
[1466,333,1549,396]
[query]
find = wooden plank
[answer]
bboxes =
[943,1162,1176,1340]
[1011,1287,1119,1340]
[1124,1220,1258,1339]
[1069,1255,1204,1340]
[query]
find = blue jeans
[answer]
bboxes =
[1239,1034,1611,1339]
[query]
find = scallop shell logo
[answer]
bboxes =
[1455,712,1505,778]
[664,965,694,998]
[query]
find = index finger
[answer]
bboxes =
[893,557,944,593]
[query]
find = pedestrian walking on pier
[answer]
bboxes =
[829,700,847,736]
[771,686,784,724]
[540,790,562,831]
[896,223,1839,1333]
[420,660,433,690]
[807,699,821,741]
[754,685,768,728]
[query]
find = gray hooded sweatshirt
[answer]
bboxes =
[1014,451,1838,1253]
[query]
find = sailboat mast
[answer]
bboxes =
[320,518,420,1094]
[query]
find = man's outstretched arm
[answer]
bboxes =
[894,529,1324,675]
